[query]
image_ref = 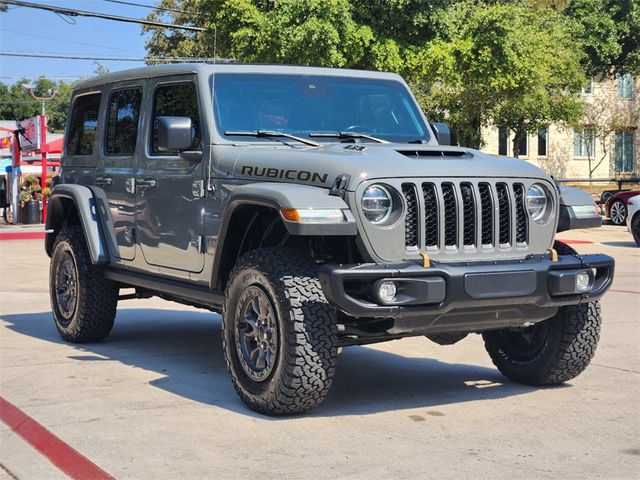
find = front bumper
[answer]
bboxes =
[319,253,614,334]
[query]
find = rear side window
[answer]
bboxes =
[151,83,200,154]
[66,93,101,156]
[105,88,142,155]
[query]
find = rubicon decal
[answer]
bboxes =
[241,166,329,184]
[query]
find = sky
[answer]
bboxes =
[0,1,156,85]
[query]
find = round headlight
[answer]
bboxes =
[362,185,393,224]
[526,183,552,223]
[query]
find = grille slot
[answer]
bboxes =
[402,183,418,248]
[401,180,529,253]
[461,183,476,246]
[514,183,528,244]
[422,183,439,248]
[479,183,493,245]
[496,183,511,245]
[441,183,458,247]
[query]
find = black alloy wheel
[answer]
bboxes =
[54,251,79,323]
[234,286,279,382]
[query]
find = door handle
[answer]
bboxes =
[135,178,157,189]
[95,176,112,186]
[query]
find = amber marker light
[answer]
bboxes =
[281,208,302,222]
[280,208,345,224]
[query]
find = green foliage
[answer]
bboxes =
[0,77,73,133]
[412,1,586,151]
[564,0,640,76]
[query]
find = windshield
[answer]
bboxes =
[213,73,430,143]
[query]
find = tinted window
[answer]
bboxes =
[616,73,634,99]
[573,128,594,157]
[615,131,635,173]
[498,127,508,155]
[517,135,527,156]
[105,89,142,155]
[537,128,548,156]
[66,93,101,156]
[151,83,200,154]
[213,74,429,143]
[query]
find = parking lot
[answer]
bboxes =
[1,225,638,479]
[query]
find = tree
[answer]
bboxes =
[415,1,585,153]
[0,77,73,133]
[143,0,421,71]
[564,0,640,76]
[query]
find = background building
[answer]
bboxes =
[482,74,639,179]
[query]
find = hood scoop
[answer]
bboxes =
[396,149,468,158]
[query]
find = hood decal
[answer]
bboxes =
[241,165,329,184]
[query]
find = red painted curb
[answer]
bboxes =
[559,239,594,245]
[0,231,45,240]
[0,396,115,480]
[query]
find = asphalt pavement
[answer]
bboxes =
[1,225,638,479]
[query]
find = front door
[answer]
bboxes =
[136,77,205,273]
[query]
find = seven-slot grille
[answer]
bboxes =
[402,181,529,250]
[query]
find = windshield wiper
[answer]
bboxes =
[224,130,319,147]
[308,131,390,144]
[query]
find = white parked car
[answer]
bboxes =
[625,194,640,246]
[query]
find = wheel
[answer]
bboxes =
[600,191,613,203]
[609,199,627,225]
[631,212,640,247]
[482,302,601,385]
[50,225,118,342]
[222,248,338,415]
[483,240,601,386]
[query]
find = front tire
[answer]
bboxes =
[222,248,338,415]
[483,302,601,385]
[483,240,601,385]
[50,225,118,342]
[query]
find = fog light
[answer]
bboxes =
[576,270,591,292]
[378,281,397,303]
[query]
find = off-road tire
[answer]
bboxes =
[50,225,118,342]
[222,248,338,415]
[483,240,601,385]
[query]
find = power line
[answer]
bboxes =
[0,51,225,63]
[2,0,206,32]
[101,0,204,17]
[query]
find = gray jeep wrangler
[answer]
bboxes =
[46,64,613,415]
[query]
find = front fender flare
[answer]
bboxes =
[45,184,109,264]
[223,183,357,236]
[210,183,357,289]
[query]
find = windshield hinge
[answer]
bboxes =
[329,174,350,198]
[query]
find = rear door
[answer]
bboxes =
[136,77,205,273]
[94,84,144,261]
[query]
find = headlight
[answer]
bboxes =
[362,185,392,224]
[526,183,553,224]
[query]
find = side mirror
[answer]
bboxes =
[431,123,451,146]
[155,116,193,152]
